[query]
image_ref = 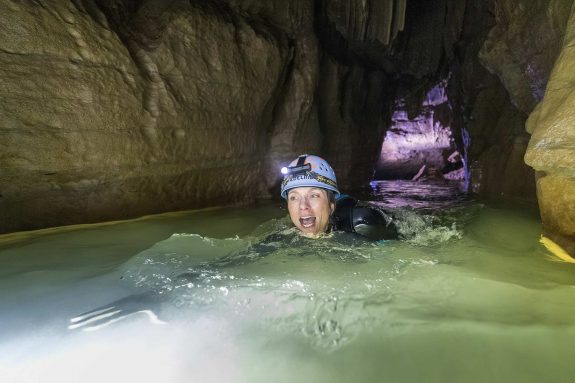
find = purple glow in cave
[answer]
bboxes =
[375,79,465,182]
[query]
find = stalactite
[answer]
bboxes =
[343,0,350,40]
[350,0,358,41]
[364,0,405,46]
[383,0,394,45]
[317,0,405,51]
[392,0,407,41]
[373,0,394,45]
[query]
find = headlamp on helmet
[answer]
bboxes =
[280,155,311,177]
[280,154,340,199]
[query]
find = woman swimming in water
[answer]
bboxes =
[280,154,399,240]
[69,154,399,330]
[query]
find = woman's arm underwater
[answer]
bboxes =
[68,200,400,331]
[67,231,292,331]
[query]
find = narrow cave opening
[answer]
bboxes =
[374,79,466,185]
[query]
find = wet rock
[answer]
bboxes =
[465,76,535,202]
[479,0,572,114]
[525,4,575,244]
[536,175,575,237]
[316,0,406,64]
[0,0,570,234]
[263,34,322,195]
[444,1,537,202]
[0,1,295,232]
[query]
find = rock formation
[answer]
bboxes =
[525,3,575,250]
[0,0,573,242]
[473,0,572,202]
[0,1,308,232]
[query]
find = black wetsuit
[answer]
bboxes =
[196,196,399,268]
[332,195,399,241]
[72,197,401,329]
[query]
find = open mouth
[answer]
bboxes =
[299,216,316,228]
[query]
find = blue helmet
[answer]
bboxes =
[280,154,340,199]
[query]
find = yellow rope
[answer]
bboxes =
[540,236,575,264]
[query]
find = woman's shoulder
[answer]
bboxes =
[333,195,399,240]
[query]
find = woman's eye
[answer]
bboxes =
[289,195,297,201]
[311,193,320,198]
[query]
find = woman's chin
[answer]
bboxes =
[296,224,316,235]
[301,228,317,236]
[298,225,330,238]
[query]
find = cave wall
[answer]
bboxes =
[0,0,409,232]
[445,0,536,202]
[442,0,574,203]
[315,0,465,189]
[1,0,573,236]
[476,0,573,203]
[376,81,457,180]
[0,0,320,232]
[479,0,572,114]
[456,0,575,248]
[463,0,575,245]
[525,2,575,248]
[314,0,402,190]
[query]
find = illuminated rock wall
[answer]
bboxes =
[0,0,413,232]
[376,81,456,180]
[0,1,319,232]
[525,3,575,247]
[1,0,573,237]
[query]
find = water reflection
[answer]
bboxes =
[363,180,469,211]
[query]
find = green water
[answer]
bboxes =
[1,182,574,383]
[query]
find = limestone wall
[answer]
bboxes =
[0,0,407,232]
[525,3,575,247]
[479,0,572,114]
[0,1,300,232]
[1,0,573,236]
[444,0,572,203]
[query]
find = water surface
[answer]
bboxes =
[1,181,574,383]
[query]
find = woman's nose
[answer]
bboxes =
[299,197,311,210]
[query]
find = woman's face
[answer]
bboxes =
[287,187,334,236]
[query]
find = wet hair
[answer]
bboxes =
[326,190,336,209]
[326,190,336,232]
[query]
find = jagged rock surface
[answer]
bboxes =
[475,0,575,243]
[479,0,572,114]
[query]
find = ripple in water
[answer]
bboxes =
[74,181,476,352]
